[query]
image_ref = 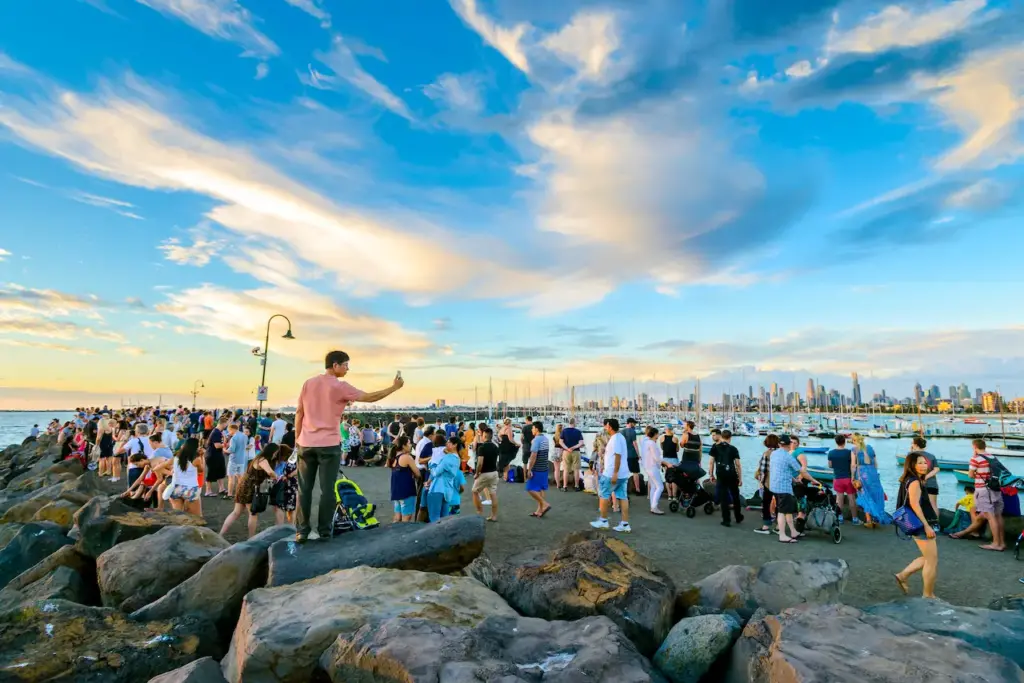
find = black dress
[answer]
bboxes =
[498,435,517,472]
[205,428,227,482]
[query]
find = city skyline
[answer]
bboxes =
[2,1,1024,409]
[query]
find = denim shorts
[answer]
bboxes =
[227,462,247,477]
[598,475,628,500]
[393,496,416,515]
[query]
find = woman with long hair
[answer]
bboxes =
[552,424,564,491]
[388,436,420,522]
[642,426,665,514]
[167,437,204,516]
[851,434,887,528]
[894,451,938,598]
[497,419,519,482]
[220,443,281,539]
[98,418,116,480]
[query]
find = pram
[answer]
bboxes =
[795,482,842,544]
[665,463,715,518]
[331,472,380,536]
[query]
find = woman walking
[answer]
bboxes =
[388,436,420,522]
[894,451,938,598]
[642,426,665,514]
[220,443,281,539]
[852,434,887,528]
[552,423,564,491]
[167,437,204,516]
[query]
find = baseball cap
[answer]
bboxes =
[778,435,792,445]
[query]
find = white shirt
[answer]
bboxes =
[246,437,256,460]
[123,436,155,458]
[270,419,287,444]
[415,437,432,469]
[430,446,446,467]
[603,432,630,479]
[170,460,200,488]
[641,436,662,473]
[161,430,178,451]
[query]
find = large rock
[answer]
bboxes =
[98,525,229,612]
[726,603,1023,683]
[222,566,517,683]
[865,598,1024,668]
[466,531,675,657]
[0,599,220,682]
[132,525,295,644]
[266,515,484,587]
[320,614,666,683]
[149,657,227,683]
[0,498,49,523]
[677,559,849,619]
[0,566,87,612]
[4,544,96,595]
[33,499,83,529]
[0,523,23,551]
[0,521,73,590]
[74,495,206,559]
[654,614,742,683]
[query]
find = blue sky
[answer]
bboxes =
[1,0,1023,409]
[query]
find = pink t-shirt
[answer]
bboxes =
[296,374,362,448]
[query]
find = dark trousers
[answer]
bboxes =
[296,444,341,537]
[716,476,742,523]
[761,486,774,523]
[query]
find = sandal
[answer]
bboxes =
[778,538,798,544]
[894,574,909,595]
[539,506,552,518]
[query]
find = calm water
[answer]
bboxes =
[0,411,75,449]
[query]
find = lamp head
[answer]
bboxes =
[282,329,295,340]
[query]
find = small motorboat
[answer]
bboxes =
[806,466,834,483]
[896,455,970,470]
[867,429,891,439]
[964,418,987,425]
[953,470,974,485]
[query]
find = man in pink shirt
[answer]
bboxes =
[294,350,404,542]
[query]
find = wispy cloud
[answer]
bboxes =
[158,227,224,267]
[304,36,412,119]
[0,338,96,355]
[119,346,146,356]
[282,0,330,28]
[448,0,530,74]
[0,319,125,343]
[255,62,269,80]
[827,0,988,56]
[432,317,452,331]
[70,191,144,219]
[422,73,484,114]
[0,51,35,76]
[0,249,10,262]
[132,0,279,58]
[541,11,619,80]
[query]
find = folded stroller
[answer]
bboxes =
[331,472,379,536]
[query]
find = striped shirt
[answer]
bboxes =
[969,453,991,489]
[530,434,550,472]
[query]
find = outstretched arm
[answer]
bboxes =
[356,374,405,403]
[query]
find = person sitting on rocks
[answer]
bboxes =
[167,437,204,516]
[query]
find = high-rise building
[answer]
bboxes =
[913,383,923,405]
[949,385,958,401]
[982,391,1002,413]
[435,399,446,408]
[817,384,827,407]
[851,372,862,406]
[975,388,983,404]
[928,385,941,404]
[958,383,970,403]
[807,379,815,408]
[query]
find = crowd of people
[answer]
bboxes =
[38,350,1022,601]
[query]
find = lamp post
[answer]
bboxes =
[191,379,204,411]
[257,314,295,414]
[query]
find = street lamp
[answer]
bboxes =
[257,314,295,414]
[191,379,205,411]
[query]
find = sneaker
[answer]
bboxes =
[613,522,631,533]
[753,527,771,535]
[481,500,492,506]
[851,518,863,526]
[590,518,610,530]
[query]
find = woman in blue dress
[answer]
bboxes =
[852,434,889,528]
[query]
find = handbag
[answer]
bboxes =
[250,479,271,514]
[893,483,923,537]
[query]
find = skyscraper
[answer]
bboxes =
[851,372,862,406]
[929,385,941,404]
[958,383,970,402]
[975,388,983,404]
[949,385,958,401]
[913,383,923,405]
[807,378,815,408]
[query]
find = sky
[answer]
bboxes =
[1,0,1023,410]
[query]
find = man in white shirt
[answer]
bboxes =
[591,418,632,533]
[269,413,288,444]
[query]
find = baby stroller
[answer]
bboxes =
[666,463,715,518]
[795,482,842,544]
[331,472,380,536]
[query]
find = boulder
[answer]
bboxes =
[726,603,1023,683]
[865,598,1024,668]
[989,594,1024,612]
[222,566,517,683]
[654,614,742,683]
[132,525,295,644]
[4,544,96,595]
[0,522,23,551]
[320,614,667,683]
[0,565,87,612]
[1,498,49,523]
[467,531,675,657]
[267,515,484,587]
[74,495,206,559]
[32,499,82,529]
[0,521,74,590]
[98,525,229,612]
[0,599,220,682]
[938,507,955,530]
[677,559,849,620]
[149,657,227,683]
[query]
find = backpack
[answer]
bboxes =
[506,468,517,484]
[982,455,1014,491]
